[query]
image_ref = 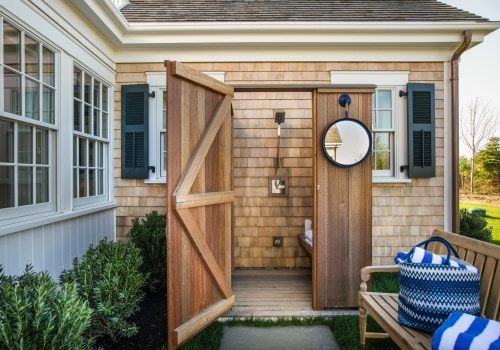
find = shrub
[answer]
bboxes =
[127,211,167,291]
[60,239,147,341]
[0,265,94,350]
[459,208,493,242]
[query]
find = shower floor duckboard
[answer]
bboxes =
[222,268,357,318]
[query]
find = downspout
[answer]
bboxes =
[450,30,472,233]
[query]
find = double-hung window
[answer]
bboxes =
[1,20,56,219]
[73,66,110,206]
[143,72,167,183]
[372,89,396,177]
[331,71,410,181]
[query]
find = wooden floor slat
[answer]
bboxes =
[222,268,358,317]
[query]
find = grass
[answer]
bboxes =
[177,316,399,350]
[175,272,400,350]
[460,201,500,244]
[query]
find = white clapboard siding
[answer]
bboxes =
[0,209,115,279]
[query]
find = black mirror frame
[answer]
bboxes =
[322,118,372,168]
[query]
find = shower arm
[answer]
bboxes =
[274,133,282,180]
[273,111,285,186]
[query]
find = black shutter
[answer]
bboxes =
[407,83,435,178]
[121,84,149,179]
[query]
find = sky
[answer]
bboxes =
[441,1,500,141]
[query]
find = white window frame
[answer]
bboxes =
[372,88,396,177]
[0,9,116,236]
[330,71,410,182]
[145,71,225,184]
[0,20,58,221]
[72,65,111,208]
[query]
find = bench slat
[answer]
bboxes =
[359,229,500,349]
[485,265,500,320]
[297,234,313,257]
[360,293,432,349]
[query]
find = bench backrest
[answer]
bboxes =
[430,229,500,321]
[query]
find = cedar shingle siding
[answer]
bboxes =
[110,1,491,267]
[115,61,445,267]
[121,0,488,23]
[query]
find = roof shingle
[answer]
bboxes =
[120,0,489,23]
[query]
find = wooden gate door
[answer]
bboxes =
[314,87,373,308]
[165,61,234,349]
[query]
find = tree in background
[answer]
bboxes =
[476,136,500,194]
[459,156,471,193]
[460,98,499,193]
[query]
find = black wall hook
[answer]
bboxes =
[339,94,351,118]
[338,94,352,107]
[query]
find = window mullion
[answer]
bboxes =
[37,44,42,123]
[31,125,36,204]
[79,70,84,132]
[90,76,94,136]
[20,33,26,118]
[86,138,89,197]
[13,123,19,207]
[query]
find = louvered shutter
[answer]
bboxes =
[121,84,149,179]
[407,83,435,178]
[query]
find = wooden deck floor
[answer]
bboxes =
[223,268,357,317]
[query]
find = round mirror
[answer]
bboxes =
[322,118,372,167]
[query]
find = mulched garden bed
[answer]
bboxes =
[95,288,167,350]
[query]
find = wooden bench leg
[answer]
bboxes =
[359,305,367,345]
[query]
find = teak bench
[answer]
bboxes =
[359,229,500,349]
[297,234,313,257]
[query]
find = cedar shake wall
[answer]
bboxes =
[115,62,444,266]
[115,63,167,240]
[232,90,313,268]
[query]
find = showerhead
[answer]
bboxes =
[274,110,285,125]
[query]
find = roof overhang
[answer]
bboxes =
[68,0,500,62]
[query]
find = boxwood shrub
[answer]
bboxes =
[60,238,147,341]
[127,211,166,291]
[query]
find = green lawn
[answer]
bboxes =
[460,201,500,244]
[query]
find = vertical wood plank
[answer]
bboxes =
[166,60,185,348]
[312,90,319,309]
[315,88,373,308]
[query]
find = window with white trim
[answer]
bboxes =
[159,90,166,179]
[331,71,409,181]
[145,71,225,183]
[148,87,167,180]
[372,89,395,177]
[72,66,110,205]
[0,20,56,219]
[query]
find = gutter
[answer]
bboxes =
[450,30,472,233]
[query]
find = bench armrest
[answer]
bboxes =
[360,265,400,293]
